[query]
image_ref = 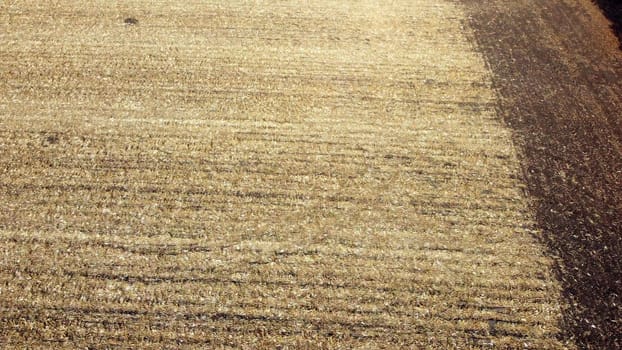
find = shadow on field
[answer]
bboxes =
[594,0,622,47]
[462,0,622,348]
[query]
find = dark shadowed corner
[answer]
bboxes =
[460,0,622,348]
[593,0,622,48]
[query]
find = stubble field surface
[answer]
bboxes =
[0,1,570,348]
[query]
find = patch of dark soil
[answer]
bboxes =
[593,0,622,47]
[460,0,622,348]
[124,17,139,25]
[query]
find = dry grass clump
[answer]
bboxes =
[0,0,571,348]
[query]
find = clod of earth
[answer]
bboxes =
[124,17,138,25]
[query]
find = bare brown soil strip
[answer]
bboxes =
[461,0,622,348]
[0,1,570,348]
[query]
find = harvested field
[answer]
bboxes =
[1,1,571,348]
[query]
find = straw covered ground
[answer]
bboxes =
[0,1,571,348]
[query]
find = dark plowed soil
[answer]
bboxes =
[461,0,622,348]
